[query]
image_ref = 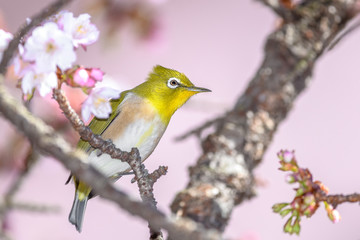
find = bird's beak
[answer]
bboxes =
[185,86,212,93]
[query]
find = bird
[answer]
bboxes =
[68,65,211,232]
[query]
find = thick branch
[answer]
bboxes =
[171,0,359,232]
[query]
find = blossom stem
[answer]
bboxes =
[315,192,360,208]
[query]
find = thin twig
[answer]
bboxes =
[53,88,165,238]
[3,149,37,201]
[7,202,60,213]
[175,116,224,142]
[0,140,61,239]
[315,192,360,208]
[148,166,168,184]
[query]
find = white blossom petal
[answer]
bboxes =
[21,70,36,95]
[92,101,111,119]
[94,87,121,99]
[81,97,92,122]
[54,11,73,30]
[63,13,99,47]
[81,87,120,121]
[23,22,76,73]
[37,72,58,96]
[21,67,58,97]
[0,29,13,62]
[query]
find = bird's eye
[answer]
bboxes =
[167,78,180,89]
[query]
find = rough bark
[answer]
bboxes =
[170,0,359,232]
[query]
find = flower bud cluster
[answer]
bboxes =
[273,150,341,235]
[0,11,120,121]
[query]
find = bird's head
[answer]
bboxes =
[132,65,211,123]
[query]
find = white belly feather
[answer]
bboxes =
[87,93,166,178]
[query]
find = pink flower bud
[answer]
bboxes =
[303,194,315,205]
[290,200,300,210]
[73,67,90,85]
[70,67,103,88]
[325,202,341,223]
[283,150,294,162]
[285,174,297,183]
[331,209,341,223]
[89,68,103,82]
[315,181,330,194]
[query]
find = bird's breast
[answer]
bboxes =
[88,93,167,178]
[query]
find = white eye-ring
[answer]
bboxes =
[167,77,180,89]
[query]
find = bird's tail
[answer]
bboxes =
[69,191,88,233]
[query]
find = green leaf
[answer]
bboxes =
[296,187,305,197]
[272,203,289,213]
[293,218,301,235]
[280,208,292,217]
[284,217,294,234]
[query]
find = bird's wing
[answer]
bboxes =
[77,91,129,153]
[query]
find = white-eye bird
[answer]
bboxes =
[68,65,211,232]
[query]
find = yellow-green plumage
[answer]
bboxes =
[69,65,210,232]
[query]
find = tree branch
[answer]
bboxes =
[170,0,360,232]
[315,192,360,208]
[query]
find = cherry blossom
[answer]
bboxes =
[23,22,76,73]
[0,29,13,62]
[60,12,99,48]
[16,10,103,101]
[81,87,120,122]
[21,67,58,97]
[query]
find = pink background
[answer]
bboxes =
[1,0,360,239]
